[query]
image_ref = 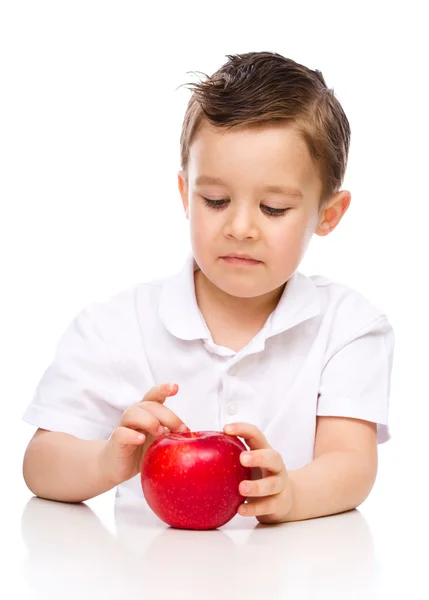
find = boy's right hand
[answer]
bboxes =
[99,383,189,486]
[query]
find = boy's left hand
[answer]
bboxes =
[224,422,293,524]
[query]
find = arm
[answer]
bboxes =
[283,417,377,522]
[225,416,378,525]
[261,315,391,523]
[22,429,115,503]
[22,384,189,504]
[266,416,378,524]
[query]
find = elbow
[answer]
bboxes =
[22,429,48,497]
[22,444,41,497]
[351,449,378,509]
[22,439,52,500]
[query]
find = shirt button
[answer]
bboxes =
[227,402,238,415]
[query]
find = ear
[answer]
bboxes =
[315,190,351,236]
[178,170,189,219]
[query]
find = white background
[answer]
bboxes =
[1,1,428,597]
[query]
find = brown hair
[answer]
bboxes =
[178,51,351,209]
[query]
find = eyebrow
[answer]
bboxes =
[194,175,304,199]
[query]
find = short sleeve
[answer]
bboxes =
[316,315,394,444]
[22,308,124,440]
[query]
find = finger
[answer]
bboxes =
[239,448,284,474]
[138,401,190,434]
[121,406,172,438]
[224,423,271,451]
[140,383,179,404]
[239,473,284,498]
[238,495,281,518]
[111,426,146,448]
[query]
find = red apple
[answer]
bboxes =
[141,430,252,530]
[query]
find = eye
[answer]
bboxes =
[202,197,289,217]
[203,198,228,209]
[262,206,289,217]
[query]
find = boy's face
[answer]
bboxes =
[178,120,350,301]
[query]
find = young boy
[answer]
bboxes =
[22,51,394,525]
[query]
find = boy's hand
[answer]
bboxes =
[224,422,293,524]
[99,383,189,486]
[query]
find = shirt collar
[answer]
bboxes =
[158,253,210,341]
[267,268,321,338]
[159,252,320,341]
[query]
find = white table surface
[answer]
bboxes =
[4,433,428,600]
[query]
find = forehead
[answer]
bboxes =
[188,120,320,196]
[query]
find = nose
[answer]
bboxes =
[223,204,259,240]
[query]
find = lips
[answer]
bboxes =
[221,255,262,266]
[223,254,258,261]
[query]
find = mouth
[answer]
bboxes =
[223,254,257,260]
[221,255,262,266]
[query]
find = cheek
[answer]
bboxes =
[268,220,301,248]
[266,215,310,259]
[189,207,214,246]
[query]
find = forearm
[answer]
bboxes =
[277,449,377,523]
[23,431,116,503]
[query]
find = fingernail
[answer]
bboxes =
[225,425,234,434]
[157,425,165,435]
[178,424,190,432]
[241,453,251,465]
[241,482,251,494]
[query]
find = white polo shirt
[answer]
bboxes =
[22,252,394,498]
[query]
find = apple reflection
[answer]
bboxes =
[21,494,380,600]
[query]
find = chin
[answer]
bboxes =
[212,278,267,299]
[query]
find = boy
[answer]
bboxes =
[22,51,394,525]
